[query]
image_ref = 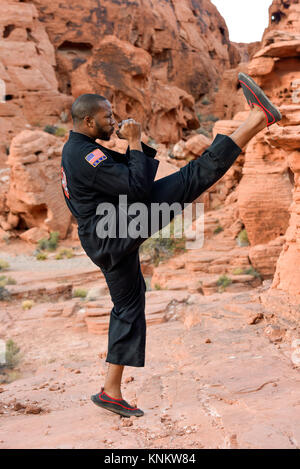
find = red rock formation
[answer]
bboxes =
[29,0,239,99]
[237,0,300,308]
[0,1,72,162]
[6,130,71,239]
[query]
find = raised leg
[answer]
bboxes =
[229,106,266,149]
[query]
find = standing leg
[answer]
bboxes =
[104,364,124,399]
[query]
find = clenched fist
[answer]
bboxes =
[116,119,141,143]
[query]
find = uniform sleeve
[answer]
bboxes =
[141,142,157,159]
[90,147,159,201]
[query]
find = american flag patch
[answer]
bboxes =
[85,148,107,167]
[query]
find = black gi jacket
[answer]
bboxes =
[61,131,159,271]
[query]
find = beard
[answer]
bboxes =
[95,121,111,141]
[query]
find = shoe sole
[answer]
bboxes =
[238,72,282,126]
[91,395,144,418]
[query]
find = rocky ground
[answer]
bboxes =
[0,237,299,450]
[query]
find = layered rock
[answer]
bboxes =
[237,0,300,311]
[5,130,71,239]
[29,0,239,100]
[238,128,294,246]
[0,1,72,162]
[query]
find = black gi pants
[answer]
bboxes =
[79,134,242,367]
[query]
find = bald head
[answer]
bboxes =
[71,94,115,141]
[71,94,108,125]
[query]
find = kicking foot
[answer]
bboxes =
[91,388,144,418]
[238,72,282,127]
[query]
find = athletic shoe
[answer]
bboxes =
[91,388,144,418]
[238,72,282,127]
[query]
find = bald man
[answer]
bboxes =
[61,74,282,418]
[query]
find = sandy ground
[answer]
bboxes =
[0,240,299,449]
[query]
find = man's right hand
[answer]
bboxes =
[116,119,142,151]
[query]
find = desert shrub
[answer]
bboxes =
[54,127,66,137]
[0,285,10,301]
[47,231,59,251]
[214,225,224,234]
[232,267,244,275]
[0,260,10,271]
[22,300,34,310]
[37,238,48,250]
[140,219,186,267]
[73,288,88,298]
[232,266,260,278]
[36,252,48,260]
[0,276,16,287]
[37,231,59,252]
[5,340,20,369]
[237,229,249,246]
[44,125,66,137]
[154,284,162,290]
[217,274,232,292]
[55,248,74,260]
[244,267,261,278]
[43,125,56,135]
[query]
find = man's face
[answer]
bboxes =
[88,101,115,140]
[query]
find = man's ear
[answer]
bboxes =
[84,115,93,128]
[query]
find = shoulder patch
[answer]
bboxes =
[85,148,107,167]
[61,167,70,199]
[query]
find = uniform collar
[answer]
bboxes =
[69,130,96,144]
[68,130,124,159]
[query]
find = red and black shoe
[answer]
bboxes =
[91,388,144,418]
[238,72,282,127]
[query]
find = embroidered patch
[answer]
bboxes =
[61,167,70,199]
[85,148,107,167]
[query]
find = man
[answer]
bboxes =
[61,73,281,418]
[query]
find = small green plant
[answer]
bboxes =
[140,219,186,267]
[54,127,66,137]
[0,275,16,287]
[214,225,224,234]
[232,267,244,275]
[36,252,48,260]
[0,260,10,271]
[48,231,59,251]
[217,274,232,292]
[44,125,66,137]
[22,300,34,310]
[37,238,48,250]
[73,288,88,298]
[55,248,74,260]
[154,283,162,291]
[44,125,57,135]
[237,229,249,246]
[0,285,10,301]
[37,231,59,252]
[244,267,261,278]
[5,339,20,369]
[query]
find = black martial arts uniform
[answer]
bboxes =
[61,130,241,367]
